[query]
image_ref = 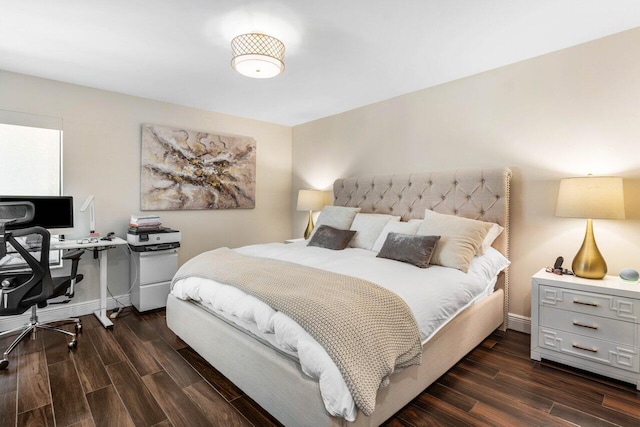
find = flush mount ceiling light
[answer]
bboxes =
[231,33,285,79]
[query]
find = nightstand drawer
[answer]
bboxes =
[539,327,639,372]
[539,285,640,323]
[540,306,636,346]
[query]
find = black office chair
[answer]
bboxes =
[0,201,84,370]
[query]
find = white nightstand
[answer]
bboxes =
[531,269,640,389]
[285,238,306,244]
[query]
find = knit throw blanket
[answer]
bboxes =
[172,247,422,416]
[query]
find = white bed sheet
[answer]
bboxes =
[171,242,508,421]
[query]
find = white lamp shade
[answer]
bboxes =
[232,54,284,78]
[556,176,625,219]
[297,190,324,212]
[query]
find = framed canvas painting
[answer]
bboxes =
[141,124,256,210]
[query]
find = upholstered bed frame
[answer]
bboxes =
[167,167,512,426]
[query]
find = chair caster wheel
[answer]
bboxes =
[75,323,82,333]
[0,359,8,370]
[68,340,77,350]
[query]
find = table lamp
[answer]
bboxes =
[297,190,324,239]
[80,195,98,237]
[555,175,625,279]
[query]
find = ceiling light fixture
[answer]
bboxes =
[231,33,285,79]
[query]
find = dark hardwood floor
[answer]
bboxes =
[1,309,639,426]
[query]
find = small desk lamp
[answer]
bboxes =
[80,195,98,237]
[297,190,324,239]
[555,175,625,279]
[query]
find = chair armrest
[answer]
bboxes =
[62,249,84,261]
[0,274,39,315]
[63,249,84,283]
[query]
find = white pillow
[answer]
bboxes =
[417,209,492,273]
[349,213,400,251]
[467,247,510,288]
[372,220,421,253]
[311,206,360,238]
[479,223,505,255]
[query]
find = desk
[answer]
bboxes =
[52,237,128,328]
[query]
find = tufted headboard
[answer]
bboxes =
[333,167,512,328]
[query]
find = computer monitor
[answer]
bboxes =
[0,196,73,271]
[0,195,74,235]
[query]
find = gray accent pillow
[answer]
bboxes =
[376,233,441,268]
[307,225,357,250]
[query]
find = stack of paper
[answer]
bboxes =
[129,215,162,231]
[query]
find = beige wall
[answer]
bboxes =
[292,28,640,320]
[0,71,292,304]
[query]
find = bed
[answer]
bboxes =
[166,167,511,426]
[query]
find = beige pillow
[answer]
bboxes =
[311,206,360,238]
[372,220,421,253]
[349,213,400,251]
[417,209,492,273]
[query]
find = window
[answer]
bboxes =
[0,110,63,196]
[0,110,64,271]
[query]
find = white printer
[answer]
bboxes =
[127,228,181,312]
[127,227,181,251]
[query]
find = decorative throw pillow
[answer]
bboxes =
[478,223,505,255]
[372,220,422,253]
[307,225,356,250]
[417,209,492,273]
[310,206,361,239]
[349,213,400,251]
[376,233,440,268]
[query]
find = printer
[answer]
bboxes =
[127,227,181,312]
[127,227,181,252]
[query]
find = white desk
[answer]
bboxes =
[52,237,128,328]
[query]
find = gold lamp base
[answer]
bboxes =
[303,210,315,239]
[572,219,607,279]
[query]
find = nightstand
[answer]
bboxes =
[531,269,640,389]
[285,238,306,244]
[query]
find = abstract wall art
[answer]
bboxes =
[141,124,256,210]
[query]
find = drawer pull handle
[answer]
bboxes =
[572,321,598,330]
[572,344,597,353]
[573,300,599,307]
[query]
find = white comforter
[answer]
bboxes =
[171,241,508,421]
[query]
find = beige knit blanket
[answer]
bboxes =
[172,247,422,416]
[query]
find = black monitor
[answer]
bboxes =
[0,196,74,233]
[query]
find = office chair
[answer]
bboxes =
[0,201,84,370]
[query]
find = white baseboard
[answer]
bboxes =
[507,312,531,334]
[0,294,131,332]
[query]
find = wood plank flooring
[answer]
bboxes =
[0,309,638,426]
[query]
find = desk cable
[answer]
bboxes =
[93,243,139,319]
[111,244,138,318]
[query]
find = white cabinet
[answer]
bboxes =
[131,249,178,312]
[531,269,640,389]
[284,238,305,244]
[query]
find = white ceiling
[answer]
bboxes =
[2,1,640,126]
